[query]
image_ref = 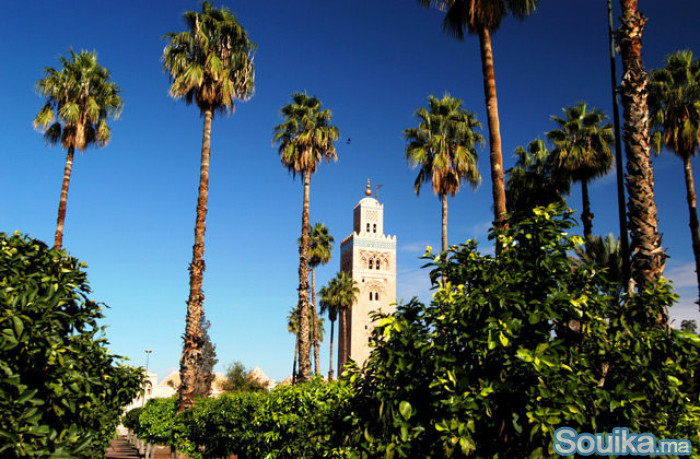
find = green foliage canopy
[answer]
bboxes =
[345,205,700,457]
[0,232,143,458]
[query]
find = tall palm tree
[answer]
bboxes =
[273,93,339,382]
[649,50,700,306]
[404,94,482,252]
[163,1,256,412]
[319,272,359,380]
[505,139,570,217]
[34,49,123,250]
[573,233,624,303]
[546,103,614,237]
[417,0,539,242]
[616,0,666,297]
[304,223,334,375]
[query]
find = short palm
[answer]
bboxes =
[319,272,359,379]
[649,50,700,306]
[404,94,482,251]
[547,102,614,237]
[306,223,334,375]
[34,49,123,250]
[274,93,339,382]
[505,139,570,217]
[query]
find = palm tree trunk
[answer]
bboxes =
[292,334,299,384]
[54,146,75,250]
[328,319,335,380]
[340,309,349,371]
[296,169,312,382]
[607,0,632,288]
[177,108,212,413]
[311,268,321,376]
[681,155,700,307]
[478,25,508,245]
[581,179,593,237]
[441,194,448,252]
[617,0,666,299]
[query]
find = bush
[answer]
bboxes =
[345,205,700,457]
[122,407,143,433]
[0,232,143,458]
[135,398,178,447]
[175,378,353,458]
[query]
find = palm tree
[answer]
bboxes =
[303,223,335,375]
[649,50,700,307]
[416,0,539,242]
[34,50,123,250]
[287,303,325,383]
[616,0,666,296]
[546,103,614,237]
[573,233,624,302]
[162,1,256,412]
[319,272,359,379]
[404,94,482,252]
[505,139,570,217]
[273,93,339,382]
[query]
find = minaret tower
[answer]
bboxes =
[338,179,397,373]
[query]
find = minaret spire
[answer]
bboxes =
[365,178,372,196]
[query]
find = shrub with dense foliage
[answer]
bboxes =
[345,205,700,457]
[178,378,352,458]
[0,232,143,458]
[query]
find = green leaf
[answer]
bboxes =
[399,401,412,421]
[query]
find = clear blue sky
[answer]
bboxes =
[2,1,699,382]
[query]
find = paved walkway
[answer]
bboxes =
[105,436,141,458]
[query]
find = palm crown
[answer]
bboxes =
[649,50,700,159]
[274,93,339,176]
[307,223,335,269]
[547,102,614,183]
[405,94,483,198]
[319,272,359,322]
[34,49,122,152]
[162,0,256,114]
[506,139,570,214]
[419,0,539,38]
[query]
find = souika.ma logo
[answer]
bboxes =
[553,427,692,456]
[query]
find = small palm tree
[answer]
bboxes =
[649,50,700,306]
[287,303,325,383]
[505,139,570,218]
[34,49,123,250]
[274,93,339,382]
[163,0,256,412]
[573,233,624,302]
[547,102,614,237]
[416,0,539,240]
[404,94,482,252]
[301,223,334,375]
[320,272,359,379]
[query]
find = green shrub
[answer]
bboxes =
[136,398,178,446]
[175,378,353,458]
[345,205,700,457]
[0,232,143,458]
[122,407,143,433]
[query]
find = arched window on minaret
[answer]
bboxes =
[375,292,379,301]
[376,260,381,270]
[366,223,370,232]
[368,291,373,301]
[368,259,373,269]
[373,224,377,233]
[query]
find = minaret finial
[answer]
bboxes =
[365,179,372,196]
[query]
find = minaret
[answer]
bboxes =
[338,179,397,373]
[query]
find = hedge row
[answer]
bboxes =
[125,378,353,458]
